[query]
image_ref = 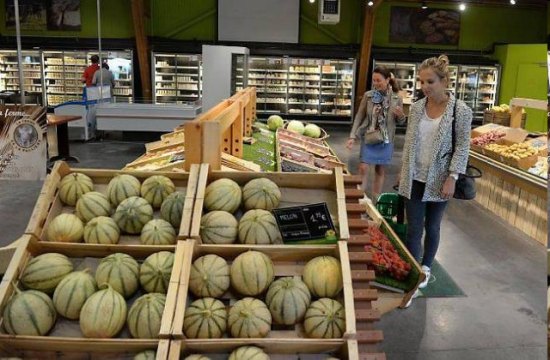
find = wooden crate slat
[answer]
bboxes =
[355,309,381,322]
[356,330,384,344]
[348,219,371,230]
[360,353,387,360]
[347,203,366,213]
[353,289,378,301]
[348,235,371,245]
[348,252,373,263]
[344,175,362,186]
[351,270,376,282]
[345,188,364,199]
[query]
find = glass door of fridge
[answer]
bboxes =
[457,65,478,113]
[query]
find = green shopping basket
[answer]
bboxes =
[377,191,407,241]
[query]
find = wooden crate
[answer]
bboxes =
[123,151,185,171]
[172,239,356,343]
[25,161,199,246]
[169,338,360,360]
[0,236,188,350]
[189,163,349,242]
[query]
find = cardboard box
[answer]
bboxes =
[526,136,548,156]
[496,127,529,146]
[471,123,508,138]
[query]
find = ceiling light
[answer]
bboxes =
[309,0,315,3]
[421,2,428,9]
[367,1,374,6]
[510,0,516,4]
[459,3,466,11]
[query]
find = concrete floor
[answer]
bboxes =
[0,128,546,359]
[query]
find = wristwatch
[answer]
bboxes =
[450,173,459,181]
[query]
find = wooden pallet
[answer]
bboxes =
[0,235,186,356]
[25,161,200,247]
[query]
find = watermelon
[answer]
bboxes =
[95,253,140,298]
[265,277,311,325]
[200,211,238,244]
[228,346,270,360]
[141,175,176,208]
[3,289,56,336]
[228,297,271,338]
[140,251,174,294]
[46,213,84,243]
[189,254,230,298]
[112,196,154,234]
[160,191,186,228]
[75,191,112,223]
[183,297,227,339]
[53,269,97,320]
[127,293,166,338]
[230,251,274,296]
[238,209,282,245]
[204,178,242,213]
[58,172,94,206]
[267,115,284,131]
[287,120,305,134]
[140,219,176,245]
[303,123,322,138]
[83,216,120,244]
[304,298,345,338]
[303,256,343,298]
[242,178,281,211]
[107,174,141,206]
[20,253,74,294]
[80,284,127,338]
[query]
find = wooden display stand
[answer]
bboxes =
[509,97,547,129]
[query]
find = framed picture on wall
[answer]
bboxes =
[46,0,81,31]
[390,7,460,46]
[5,0,47,31]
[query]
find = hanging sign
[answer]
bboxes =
[272,202,335,242]
[0,105,47,180]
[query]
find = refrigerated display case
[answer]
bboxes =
[90,50,134,104]
[231,54,247,94]
[152,53,201,104]
[0,50,44,105]
[250,56,288,115]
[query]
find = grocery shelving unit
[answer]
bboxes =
[231,53,247,94]
[90,50,134,104]
[0,50,44,105]
[152,53,201,104]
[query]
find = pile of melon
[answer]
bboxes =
[48,172,186,245]
[3,250,174,339]
[182,250,346,340]
[200,177,284,245]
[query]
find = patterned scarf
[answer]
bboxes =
[371,88,392,143]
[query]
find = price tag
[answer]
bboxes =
[272,203,335,242]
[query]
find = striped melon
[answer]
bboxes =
[20,253,74,294]
[265,277,311,325]
[160,191,186,228]
[95,253,140,298]
[140,251,174,294]
[140,219,176,245]
[228,297,271,338]
[303,256,343,298]
[75,191,111,223]
[46,213,84,243]
[189,254,230,298]
[200,211,238,244]
[228,346,270,360]
[204,178,242,213]
[133,351,156,360]
[107,174,141,206]
[127,293,166,338]
[183,297,227,339]
[83,216,120,244]
[141,175,176,208]
[230,251,274,296]
[242,178,281,211]
[184,355,212,360]
[3,289,56,336]
[80,284,127,338]
[238,209,282,245]
[303,298,345,338]
[112,196,154,234]
[58,172,94,206]
[53,269,97,320]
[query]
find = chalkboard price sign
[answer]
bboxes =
[272,203,335,242]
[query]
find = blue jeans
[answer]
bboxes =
[405,180,448,268]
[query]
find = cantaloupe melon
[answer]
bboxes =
[184,355,212,360]
[228,297,271,338]
[204,178,242,213]
[200,211,238,244]
[3,289,56,336]
[302,256,343,298]
[46,213,84,243]
[139,251,174,294]
[238,209,282,245]
[20,253,74,294]
[189,254,230,298]
[112,196,154,234]
[75,191,112,223]
[265,277,311,325]
[95,253,140,298]
[107,174,141,206]
[127,293,166,338]
[133,351,156,360]
[83,216,120,244]
[183,297,227,339]
[242,178,281,211]
[160,191,186,228]
[140,219,176,245]
[80,285,127,338]
[303,298,345,338]
[53,269,97,320]
[141,175,176,208]
[228,346,270,360]
[58,172,94,206]
[230,251,274,296]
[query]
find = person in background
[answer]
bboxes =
[81,55,100,87]
[92,62,116,95]
[398,55,472,302]
[346,66,406,201]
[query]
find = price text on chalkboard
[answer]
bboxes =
[272,203,335,242]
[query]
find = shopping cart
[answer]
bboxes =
[376,187,407,242]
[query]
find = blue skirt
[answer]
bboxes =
[360,141,394,165]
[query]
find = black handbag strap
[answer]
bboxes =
[450,100,482,179]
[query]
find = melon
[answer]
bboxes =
[107,174,141,206]
[140,251,174,294]
[204,178,242,213]
[183,297,227,339]
[75,191,112,223]
[58,172,94,206]
[304,298,345,338]
[184,356,212,360]
[160,191,186,228]
[242,178,281,211]
[303,123,322,138]
[141,175,176,208]
[189,254,230,298]
[3,289,56,336]
[303,256,343,298]
[238,209,282,245]
[53,269,97,320]
[95,253,140,298]
[140,219,176,245]
[127,293,166,338]
[112,196,154,234]
[230,251,274,296]
[80,285,127,338]
[267,115,284,131]
[46,213,84,243]
[287,120,305,135]
[200,211,238,244]
[228,297,271,338]
[20,253,74,294]
[228,346,270,360]
[83,216,120,244]
[265,277,311,325]
[133,351,156,360]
